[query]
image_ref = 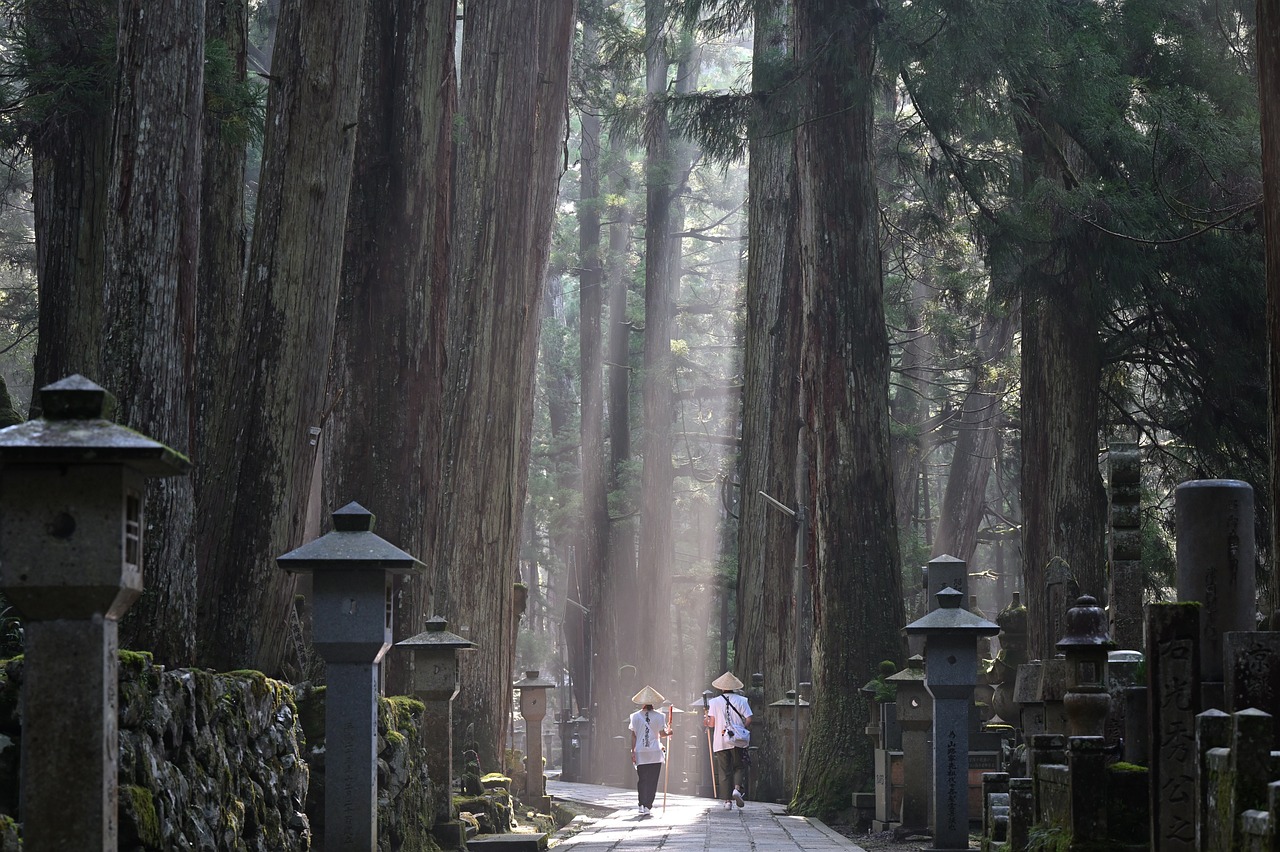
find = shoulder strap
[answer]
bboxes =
[723,694,746,723]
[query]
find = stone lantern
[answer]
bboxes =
[769,689,811,793]
[514,669,556,810]
[0,375,189,851]
[887,655,932,835]
[903,585,1000,852]
[397,616,475,847]
[1056,594,1115,737]
[278,501,422,851]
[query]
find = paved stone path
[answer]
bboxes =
[546,779,869,851]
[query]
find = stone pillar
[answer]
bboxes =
[1007,777,1032,852]
[903,586,1000,851]
[1195,708,1231,852]
[1107,442,1144,650]
[1147,601,1202,852]
[1229,709,1276,848]
[398,616,476,848]
[1123,685,1149,764]
[514,670,555,811]
[927,555,968,608]
[1067,736,1108,845]
[981,772,1009,843]
[1175,479,1255,710]
[0,376,189,852]
[888,656,931,833]
[278,502,422,852]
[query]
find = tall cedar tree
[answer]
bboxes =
[25,0,114,408]
[196,0,249,523]
[637,0,678,696]
[102,0,204,665]
[791,0,906,817]
[732,0,807,805]
[195,0,368,672]
[324,0,455,695]
[1263,0,1280,624]
[570,16,606,721]
[435,0,575,770]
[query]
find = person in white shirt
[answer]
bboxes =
[704,671,752,809]
[628,685,671,815]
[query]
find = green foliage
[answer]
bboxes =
[1026,824,1070,852]
[204,38,266,147]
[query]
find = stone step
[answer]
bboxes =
[467,833,549,851]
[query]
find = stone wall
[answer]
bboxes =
[0,653,440,852]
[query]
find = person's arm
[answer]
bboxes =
[630,729,637,763]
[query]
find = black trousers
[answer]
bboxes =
[636,761,662,807]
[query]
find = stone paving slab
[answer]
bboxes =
[546,779,868,851]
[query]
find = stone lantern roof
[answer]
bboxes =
[903,586,1001,636]
[277,502,423,573]
[0,375,189,475]
[399,616,476,651]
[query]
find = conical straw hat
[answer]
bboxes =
[712,671,744,691]
[632,684,666,706]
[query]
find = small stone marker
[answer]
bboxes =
[1146,601,1201,852]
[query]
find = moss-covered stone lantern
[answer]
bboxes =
[0,375,189,851]
[278,501,422,851]
[398,616,475,844]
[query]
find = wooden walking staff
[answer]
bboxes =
[663,703,674,812]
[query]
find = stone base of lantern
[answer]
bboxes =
[432,820,469,849]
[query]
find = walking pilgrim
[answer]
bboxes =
[704,671,753,809]
[628,685,672,815]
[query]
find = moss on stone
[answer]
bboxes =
[120,783,162,848]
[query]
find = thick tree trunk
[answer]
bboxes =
[26,0,115,408]
[102,0,204,666]
[791,0,905,818]
[591,123,638,783]
[195,0,367,673]
[1261,0,1280,625]
[1015,95,1108,659]
[636,0,678,693]
[733,0,804,806]
[437,0,574,770]
[571,19,605,717]
[196,0,249,505]
[324,0,455,695]
[932,312,1016,563]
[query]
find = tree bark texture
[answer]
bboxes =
[436,0,574,770]
[733,0,805,806]
[195,0,367,673]
[196,0,249,484]
[26,0,115,409]
[1260,0,1280,625]
[1015,94,1108,660]
[791,0,906,818]
[102,0,204,666]
[324,0,455,695]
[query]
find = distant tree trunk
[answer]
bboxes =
[791,0,905,818]
[890,276,932,541]
[324,0,454,695]
[591,123,637,783]
[1260,0,1280,625]
[195,0,368,673]
[436,0,574,770]
[196,0,249,490]
[733,0,803,806]
[101,0,204,665]
[636,0,678,692]
[1015,93,1107,659]
[570,18,605,717]
[26,0,115,409]
[932,312,1016,562]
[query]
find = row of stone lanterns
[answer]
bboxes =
[0,376,516,852]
